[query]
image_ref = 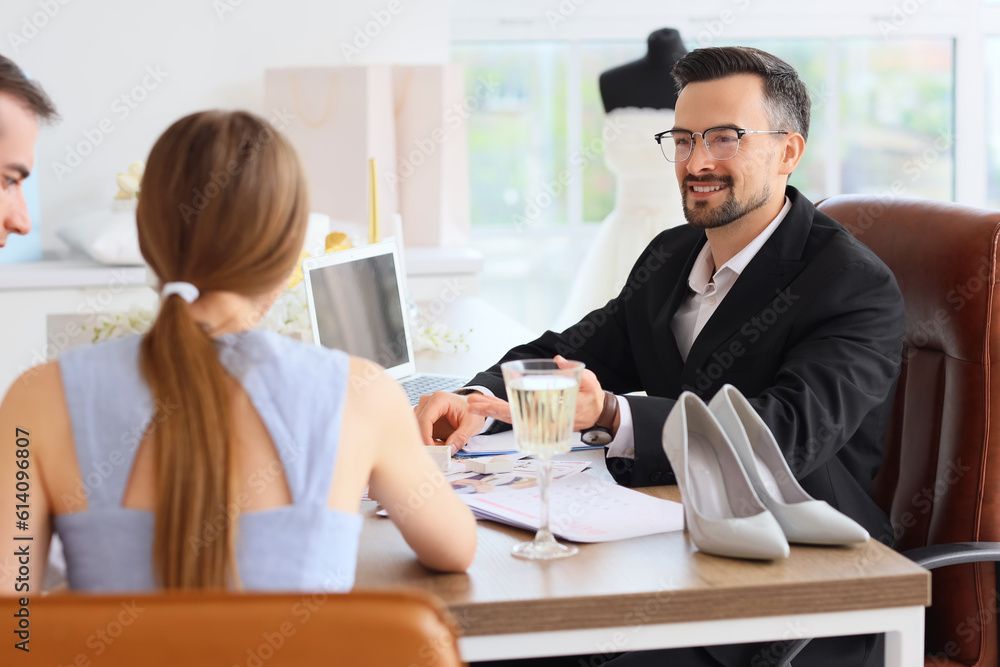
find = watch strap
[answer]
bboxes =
[594,390,619,430]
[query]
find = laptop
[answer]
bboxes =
[302,240,469,405]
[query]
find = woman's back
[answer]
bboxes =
[0,109,475,595]
[54,329,361,592]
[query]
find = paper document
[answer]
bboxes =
[462,472,684,543]
[447,458,590,496]
[461,429,604,456]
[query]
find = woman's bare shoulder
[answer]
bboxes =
[2,362,64,413]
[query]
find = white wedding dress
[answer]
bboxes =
[554,107,686,331]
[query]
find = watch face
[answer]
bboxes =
[581,428,613,446]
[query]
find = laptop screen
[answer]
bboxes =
[304,244,411,372]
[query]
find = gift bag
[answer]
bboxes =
[390,65,470,247]
[265,66,399,231]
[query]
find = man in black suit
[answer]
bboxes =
[417,46,904,667]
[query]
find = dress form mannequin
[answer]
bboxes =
[598,28,686,113]
[555,29,688,331]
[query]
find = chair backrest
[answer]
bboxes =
[19,589,465,666]
[817,195,1000,667]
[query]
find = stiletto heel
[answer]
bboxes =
[662,392,789,560]
[708,384,869,545]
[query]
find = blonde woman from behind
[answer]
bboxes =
[0,110,476,593]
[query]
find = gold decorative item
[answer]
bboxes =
[368,157,380,244]
[325,231,352,254]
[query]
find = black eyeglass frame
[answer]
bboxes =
[653,127,790,162]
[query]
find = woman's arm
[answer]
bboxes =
[0,364,58,597]
[342,358,476,573]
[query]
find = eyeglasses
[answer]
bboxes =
[654,127,789,163]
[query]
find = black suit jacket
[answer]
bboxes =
[468,186,906,543]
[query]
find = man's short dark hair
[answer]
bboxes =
[671,46,810,142]
[0,54,58,123]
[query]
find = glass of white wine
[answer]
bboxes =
[500,358,584,560]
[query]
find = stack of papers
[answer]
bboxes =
[462,473,684,543]
[461,429,604,457]
[448,457,589,495]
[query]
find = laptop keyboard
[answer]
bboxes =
[402,375,468,405]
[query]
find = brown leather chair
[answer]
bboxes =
[14,589,464,666]
[814,195,1000,667]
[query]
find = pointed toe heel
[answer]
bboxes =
[662,392,789,561]
[708,385,870,546]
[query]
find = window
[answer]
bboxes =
[452,44,569,229]
[988,37,1000,210]
[453,26,960,332]
[579,42,646,223]
[452,44,576,330]
[837,39,954,201]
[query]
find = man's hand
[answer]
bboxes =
[414,391,487,456]
[466,356,606,432]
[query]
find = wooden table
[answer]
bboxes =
[355,450,930,665]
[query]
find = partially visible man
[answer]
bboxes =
[0,55,57,248]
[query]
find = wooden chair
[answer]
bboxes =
[798,195,1000,667]
[15,589,464,666]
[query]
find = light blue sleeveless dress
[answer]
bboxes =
[54,328,363,592]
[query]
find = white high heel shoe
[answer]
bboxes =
[662,392,789,560]
[708,384,870,545]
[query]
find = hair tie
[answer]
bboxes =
[161,281,200,303]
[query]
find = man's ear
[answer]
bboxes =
[777,132,805,176]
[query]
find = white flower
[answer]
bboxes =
[258,282,312,339]
[410,308,470,353]
[113,161,145,200]
[127,162,144,180]
[80,285,314,343]
[87,304,155,342]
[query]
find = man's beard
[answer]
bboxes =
[681,176,772,230]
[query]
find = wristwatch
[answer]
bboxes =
[580,391,619,446]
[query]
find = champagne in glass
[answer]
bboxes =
[507,375,579,458]
[501,358,583,560]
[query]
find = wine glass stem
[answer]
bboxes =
[536,456,554,543]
